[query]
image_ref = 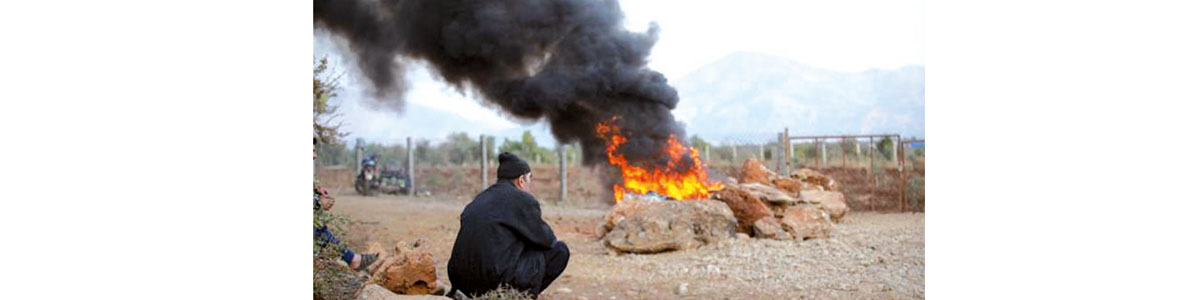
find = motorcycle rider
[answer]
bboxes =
[361,154,377,174]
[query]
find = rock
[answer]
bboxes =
[675,282,689,295]
[601,198,737,253]
[602,197,658,232]
[710,185,774,234]
[799,190,849,221]
[738,182,799,205]
[370,241,440,295]
[557,287,573,294]
[752,217,790,240]
[791,168,839,191]
[739,158,778,185]
[736,232,750,240]
[780,205,834,240]
[770,177,812,194]
[356,284,451,300]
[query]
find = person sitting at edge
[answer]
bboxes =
[313,137,377,271]
[447,152,570,299]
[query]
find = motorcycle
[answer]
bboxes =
[355,156,411,196]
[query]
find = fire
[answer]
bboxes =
[596,117,725,203]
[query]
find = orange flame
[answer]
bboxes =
[596,117,724,203]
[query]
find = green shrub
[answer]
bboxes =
[906,173,925,209]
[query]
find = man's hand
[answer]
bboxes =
[316,187,335,210]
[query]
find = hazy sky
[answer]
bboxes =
[313,0,924,146]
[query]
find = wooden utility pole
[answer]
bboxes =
[558,144,567,205]
[480,135,488,192]
[406,137,414,196]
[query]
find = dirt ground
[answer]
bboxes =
[332,192,924,300]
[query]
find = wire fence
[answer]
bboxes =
[702,130,925,211]
[315,128,925,211]
[315,135,599,206]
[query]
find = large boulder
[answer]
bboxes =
[780,205,833,240]
[357,284,451,300]
[370,240,440,295]
[601,199,737,253]
[799,190,849,221]
[710,186,774,234]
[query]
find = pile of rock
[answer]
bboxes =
[711,159,850,240]
[358,240,446,298]
[595,159,849,253]
[598,196,738,254]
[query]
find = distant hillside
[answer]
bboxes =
[672,52,924,144]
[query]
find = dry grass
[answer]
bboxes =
[471,286,535,300]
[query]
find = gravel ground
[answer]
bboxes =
[332,193,924,300]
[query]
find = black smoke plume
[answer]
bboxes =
[315,0,692,168]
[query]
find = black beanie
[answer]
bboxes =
[497,152,531,179]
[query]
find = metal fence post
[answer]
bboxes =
[899,139,907,212]
[821,139,828,167]
[406,137,414,196]
[480,134,488,192]
[783,127,791,177]
[776,132,784,174]
[812,139,819,168]
[732,144,737,163]
[892,135,900,169]
[558,144,567,205]
[868,137,875,185]
[354,138,364,175]
[842,137,848,168]
[855,140,862,167]
[704,144,710,164]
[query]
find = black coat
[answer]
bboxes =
[447,180,558,295]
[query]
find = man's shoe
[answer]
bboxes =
[355,253,378,272]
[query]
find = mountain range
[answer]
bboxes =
[672,52,924,145]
